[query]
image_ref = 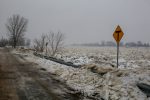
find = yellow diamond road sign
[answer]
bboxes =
[113,25,124,44]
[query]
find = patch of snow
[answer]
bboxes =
[12,47,150,100]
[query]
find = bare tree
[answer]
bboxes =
[34,34,46,52]
[6,14,28,48]
[47,31,64,56]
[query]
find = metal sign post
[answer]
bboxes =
[117,42,119,68]
[113,25,124,68]
[116,31,121,68]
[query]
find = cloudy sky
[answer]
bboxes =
[0,0,150,44]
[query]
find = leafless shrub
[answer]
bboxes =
[34,34,46,52]
[25,39,31,47]
[47,31,64,56]
[0,37,8,47]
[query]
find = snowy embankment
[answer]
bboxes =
[12,47,150,100]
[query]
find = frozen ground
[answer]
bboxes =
[13,47,150,100]
[58,47,150,68]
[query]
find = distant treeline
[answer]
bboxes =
[72,41,150,47]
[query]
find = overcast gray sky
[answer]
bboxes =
[0,0,150,44]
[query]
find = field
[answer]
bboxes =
[59,46,150,68]
[14,46,150,100]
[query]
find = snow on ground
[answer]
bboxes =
[24,55,100,96]
[60,47,150,69]
[12,47,150,100]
